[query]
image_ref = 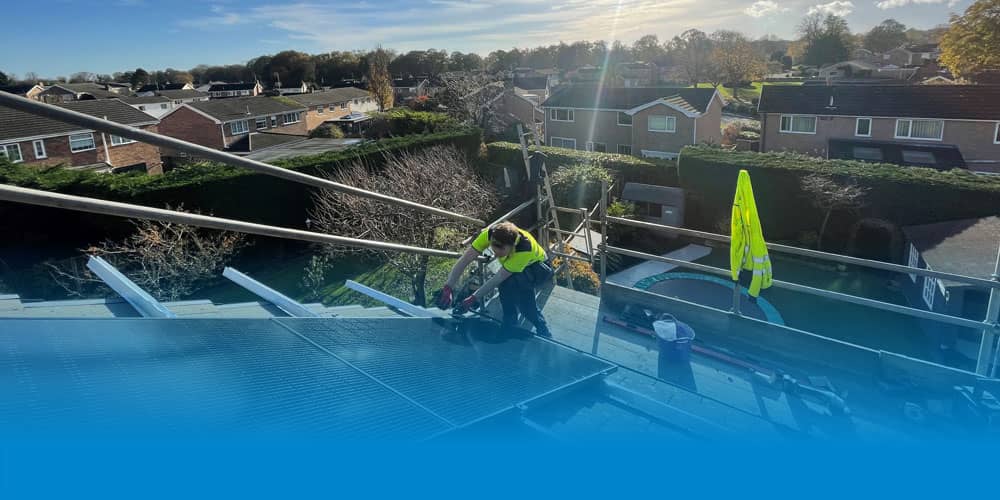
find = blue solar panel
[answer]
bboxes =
[277,318,615,427]
[0,319,449,440]
[0,317,615,440]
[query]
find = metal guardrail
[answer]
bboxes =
[0,92,484,226]
[0,184,462,259]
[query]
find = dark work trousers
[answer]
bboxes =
[498,261,552,337]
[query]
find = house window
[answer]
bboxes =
[549,137,576,149]
[586,142,607,153]
[779,115,817,134]
[255,117,267,129]
[648,115,676,133]
[901,150,936,165]
[907,244,919,283]
[341,103,348,109]
[0,144,23,163]
[895,119,943,140]
[852,147,883,161]
[617,144,632,155]
[617,112,632,126]
[317,105,324,114]
[33,140,47,159]
[855,118,872,137]
[110,135,136,146]
[549,109,574,122]
[271,116,278,127]
[160,103,169,110]
[69,133,96,153]
[230,120,250,135]
[281,112,301,124]
[174,100,182,105]
[922,275,937,309]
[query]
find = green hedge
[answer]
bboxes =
[485,142,678,187]
[0,128,482,257]
[677,145,1000,242]
[368,108,463,137]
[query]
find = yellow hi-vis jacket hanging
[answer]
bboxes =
[730,169,772,297]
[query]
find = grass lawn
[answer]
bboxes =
[695,81,803,103]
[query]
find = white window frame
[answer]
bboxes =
[281,112,301,124]
[855,117,872,137]
[69,133,96,153]
[647,115,676,133]
[110,135,136,146]
[894,119,943,141]
[160,103,169,110]
[922,275,936,309]
[317,105,324,114]
[779,114,817,135]
[255,117,267,129]
[1,143,24,163]
[270,116,278,127]
[907,244,919,283]
[229,120,249,135]
[617,112,632,126]
[33,140,47,159]
[549,137,577,150]
[586,142,607,153]
[549,108,574,122]
[994,122,1000,145]
[617,144,632,155]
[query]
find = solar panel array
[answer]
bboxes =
[0,317,613,441]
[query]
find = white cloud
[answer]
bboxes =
[744,1,784,18]
[875,0,956,8]
[807,1,854,16]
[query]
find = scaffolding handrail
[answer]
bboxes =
[606,245,994,332]
[0,184,461,259]
[0,92,484,226]
[607,216,1000,290]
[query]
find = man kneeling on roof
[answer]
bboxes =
[438,221,553,338]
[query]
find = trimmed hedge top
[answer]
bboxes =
[679,146,1000,193]
[486,141,678,186]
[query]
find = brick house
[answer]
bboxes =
[207,82,263,99]
[884,44,940,68]
[156,96,307,153]
[284,87,376,132]
[540,85,723,159]
[0,99,163,174]
[758,85,1000,172]
[156,89,210,106]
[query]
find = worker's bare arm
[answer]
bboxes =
[445,246,481,289]
[473,267,512,300]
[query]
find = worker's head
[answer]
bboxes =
[489,222,521,258]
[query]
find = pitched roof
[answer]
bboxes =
[0,84,41,96]
[758,85,1000,120]
[208,83,258,92]
[0,99,158,142]
[284,88,370,107]
[513,76,548,90]
[157,89,209,100]
[184,96,306,122]
[118,95,171,105]
[137,83,189,93]
[906,43,939,53]
[45,83,123,99]
[540,85,717,113]
[903,216,1000,287]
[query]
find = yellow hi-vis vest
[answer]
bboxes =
[730,169,772,297]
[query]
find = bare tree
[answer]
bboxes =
[711,30,766,101]
[310,146,497,306]
[46,214,247,301]
[800,174,869,250]
[436,72,507,133]
[670,29,714,86]
[367,46,394,111]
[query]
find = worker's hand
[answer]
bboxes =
[436,285,454,309]
[459,295,479,313]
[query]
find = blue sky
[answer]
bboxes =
[2,0,970,77]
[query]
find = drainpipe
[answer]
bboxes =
[101,115,113,168]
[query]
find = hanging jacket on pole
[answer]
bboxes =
[730,169,772,297]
